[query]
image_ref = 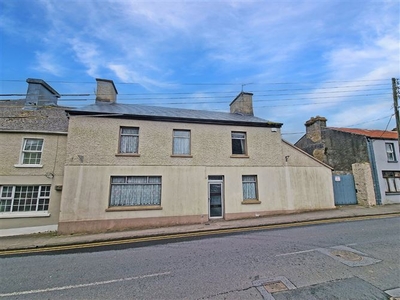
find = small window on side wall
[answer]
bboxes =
[119,127,139,154]
[232,132,247,155]
[21,138,43,165]
[173,130,191,155]
[242,175,258,200]
[385,143,396,162]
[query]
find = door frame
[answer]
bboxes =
[208,176,224,219]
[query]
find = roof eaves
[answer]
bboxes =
[329,127,398,140]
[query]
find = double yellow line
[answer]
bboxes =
[1,213,398,256]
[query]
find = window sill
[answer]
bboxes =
[387,161,398,163]
[241,200,261,205]
[230,155,249,158]
[115,153,140,157]
[0,212,50,219]
[14,164,43,168]
[385,192,400,195]
[171,155,193,158]
[106,205,162,212]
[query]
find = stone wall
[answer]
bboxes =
[352,162,376,206]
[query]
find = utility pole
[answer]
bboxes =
[393,78,400,148]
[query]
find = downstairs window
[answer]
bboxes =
[110,176,162,206]
[0,185,51,213]
[382,171,400,193]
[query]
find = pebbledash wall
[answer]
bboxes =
[58,115,334,234]
[0,132,67,235]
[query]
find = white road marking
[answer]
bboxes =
[275,249,316,256]
[385,287,400,297]
[0,271,171,297]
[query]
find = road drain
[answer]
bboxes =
[315,246,381,267]
[264,281,289,293]
[330,249,363,261]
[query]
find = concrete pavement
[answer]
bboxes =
[1,204,400,251]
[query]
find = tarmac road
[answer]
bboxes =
[0,216,399,299]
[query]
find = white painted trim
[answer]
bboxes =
[0,212,50,218]
[0,130,67,135]
[13,164,43,168]
[0,224,58,237]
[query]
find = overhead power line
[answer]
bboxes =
[0,79,390,85]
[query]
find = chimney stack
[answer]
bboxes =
[95,78,118,103]
[305,116,327,142]
[24,78,60,110]
[229,92,254,116]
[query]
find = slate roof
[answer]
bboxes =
[330,127,398,140]
[0,99,69,132]
[67,103,283,127]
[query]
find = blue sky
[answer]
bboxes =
[1,0,399,142]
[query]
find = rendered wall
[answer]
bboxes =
[372,139,400,204]
[59,117,334,234]
[58,165,334,234]
[0,132,67,234]
[64,116,284,167]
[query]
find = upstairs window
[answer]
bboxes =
[382,171,400,193]
[173,130,191,155]
[385,143,396,162]
[119,127,139,154]
[21,138,43,165]
[242,175,258,200]
[231,132,247,155]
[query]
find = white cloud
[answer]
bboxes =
[33,52,63,76]
[108,64,173,90]
[2,0,399,138]
[329,102,394,128]
[68,39,100,77]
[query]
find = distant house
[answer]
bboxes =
[0,79,69,236]
[58,79,335,235]
[295,116,400,206]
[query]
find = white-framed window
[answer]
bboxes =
[173,129,191,155]
[382,171,400,193]
[385,143,397,162]
[119,127,139,154]
[232,132,247,155]
[0,185,51,212]
[110,176,161,206]
[242,175,258,200]
[21,138,43,165]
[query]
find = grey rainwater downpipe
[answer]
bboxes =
[366,138,382,205]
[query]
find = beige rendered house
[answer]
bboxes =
[58,79,335,235]
[0,79,68,236]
